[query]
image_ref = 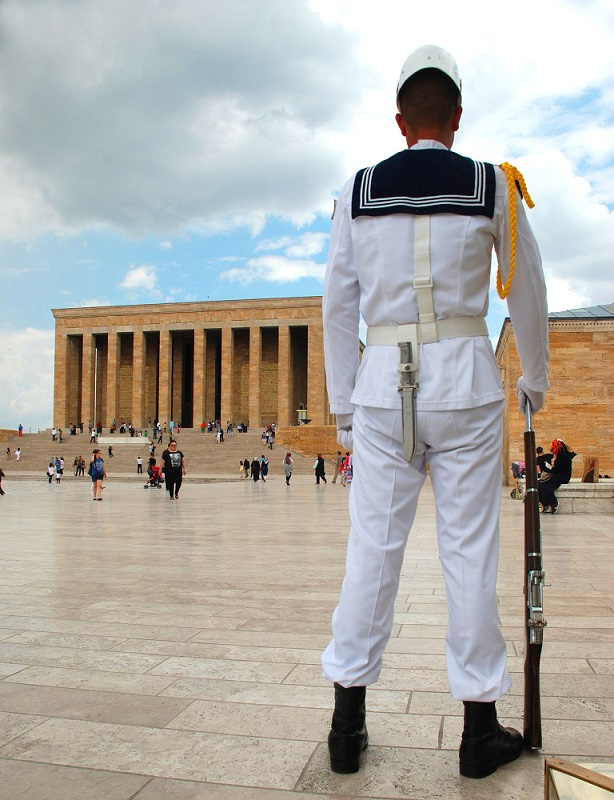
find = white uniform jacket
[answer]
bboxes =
[323,140,549,416]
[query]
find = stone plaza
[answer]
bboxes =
[0,471,612,799]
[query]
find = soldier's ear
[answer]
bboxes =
[452,105,463,132]
[395,113,407,136]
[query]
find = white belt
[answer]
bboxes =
[366,316,488,346]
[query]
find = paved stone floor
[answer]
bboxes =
[0,475,612,799]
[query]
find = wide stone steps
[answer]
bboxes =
[1,428,321,481]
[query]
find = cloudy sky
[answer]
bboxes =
[1,0,612,430]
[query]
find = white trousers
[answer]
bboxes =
[321,401,512,702]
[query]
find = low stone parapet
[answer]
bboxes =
[555,481,614,514]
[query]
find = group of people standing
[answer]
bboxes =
[242,455,270,482]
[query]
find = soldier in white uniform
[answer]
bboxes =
[321,45,549,779]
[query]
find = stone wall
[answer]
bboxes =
[497,319,614,484]
[276,425,341,465]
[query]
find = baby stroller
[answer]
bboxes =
[510,460,526,500]
[144,464,163,489]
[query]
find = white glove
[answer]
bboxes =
[336,413,354,450]
[516,376,545,414]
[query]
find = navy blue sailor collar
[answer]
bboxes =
[352,139,496,219]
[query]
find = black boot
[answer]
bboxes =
[328,683,368,773]
[459,701,523,778]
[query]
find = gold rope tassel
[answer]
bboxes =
[496,162,535,299]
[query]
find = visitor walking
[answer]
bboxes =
[283,452,293,486]
[159,439,186,500]
[88,449,106,500]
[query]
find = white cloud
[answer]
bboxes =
[0,328,54,430]
[0,0,361,239]
[221,255,324,284]
[256,232,328,258]
[118,265,161,297]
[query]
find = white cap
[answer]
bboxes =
[396,45,462,105]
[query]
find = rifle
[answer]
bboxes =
[523,399,547,749]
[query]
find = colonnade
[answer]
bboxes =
[52,299,330,430]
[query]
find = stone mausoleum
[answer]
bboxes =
[52,297,332,431]
[496,303,614,483]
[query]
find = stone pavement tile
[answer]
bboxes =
[136,778,356,800]
[149,655,295,682]
[540,695,614,722]
[518,641,614,659]
[0,662,28,678]
[0,682,192,727]
[0,711,46,747]
[0,717,317,790]
[590,658,614,673]
[3,630,133,650]
[542,719,614,757]
[116,636,324,665]
[161,678,410,712]
[506,656,594,674]
[396,624,448,639]
[0,641,165,672]
[285,663,451,694]
[189,629,329,649]
[167,699,331,740]
[0,758,149,800]
[409,690,524,720]
[386,637,447,655]
[541,673,614,698]
[5,665,177,695]
[236,617,336,635]
[0,614,206,641]
[297,742,545,799]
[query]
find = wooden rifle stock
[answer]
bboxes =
[523,400,546,749]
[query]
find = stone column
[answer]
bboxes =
[193,328,205,428]
[132,329,145,428]
[308,321,325,425]
[53,331,68,427]
[220,326,233,425]
[81,333,96,429]
[105,330,120,427]
[277,324,292,427]
[249,326,261,428]
[158,329,172,425]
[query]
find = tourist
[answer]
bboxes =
[260,455,269,482]
[15,447,21,461]
[159,439,186,500]
[0,465,6,495]
[332,451,344,484]
[314,454,327,484]
[283,452,293,486]
[250,457,260,482]
[88,449,106,500]
[137,456,143,474]
[538,439,576,513]
[47,461,55,483]
[242,457,250,478]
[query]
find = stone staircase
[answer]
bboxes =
[0,428,324,482]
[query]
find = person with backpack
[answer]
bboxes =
[88,449,106,501]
